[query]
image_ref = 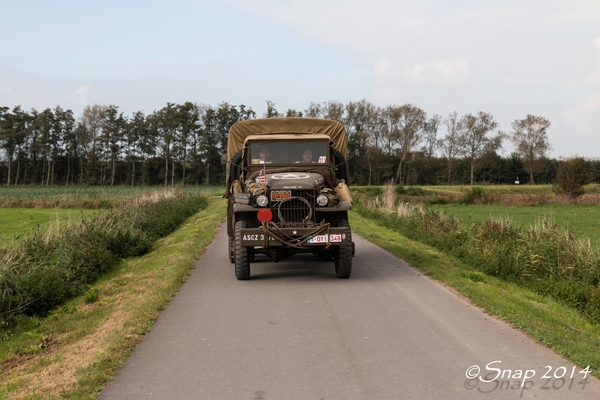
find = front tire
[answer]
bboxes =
[228,235,235,264]
[234,221,250,280]
[334,219,352,279]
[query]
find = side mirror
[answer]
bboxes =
[221,153,227,165]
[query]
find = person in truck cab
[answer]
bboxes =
[296,148,313,163]
[257,146,272,163]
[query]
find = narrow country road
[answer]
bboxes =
[99,224,600,399]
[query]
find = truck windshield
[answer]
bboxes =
[249,140,328,165]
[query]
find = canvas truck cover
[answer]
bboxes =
[227,118,348,160]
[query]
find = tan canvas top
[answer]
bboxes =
[227,118,347,160]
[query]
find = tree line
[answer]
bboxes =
[1,100,599,187]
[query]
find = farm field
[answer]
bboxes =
[426,183,600,195]
[0,185,224,208]
[0,186,224,247]
[0,208,98,247]
[429,204,600,249]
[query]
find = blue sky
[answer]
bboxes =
[2,0,600,157]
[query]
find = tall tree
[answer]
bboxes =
[418,114,441,185]
[344,100,378,184]
[264,101,280,118]
[189,103,209,184]
[285,109,303,117]
[79,104,108,184]
[439,111,465,184]
[422,114,441,158]
[62,112,77,185]
[461,112,504,185]
[509,115,552,184]
[103,105,126,186]
[33,108,55,185]
[177,102,200,184]
[0,106,24,185]
[126,111,147,185]
[393,104,427,185]
[155,103,179,186]
[321,100,345,122]
[304,102,323,118]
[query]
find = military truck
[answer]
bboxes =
[224,118,354,280]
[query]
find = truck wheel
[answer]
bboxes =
[228,236,235,264]
[334,219,352,279]
[235,221,250,280]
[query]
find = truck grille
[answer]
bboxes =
[270,189,317,228]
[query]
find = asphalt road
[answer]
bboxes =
[99,224,600,399]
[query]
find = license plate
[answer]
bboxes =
[271,190,291,201]
[307,234,342,244]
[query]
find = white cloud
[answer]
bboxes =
[0,85,11,93]
[372,57,471,91]
[403,57,471,88]
[564,91,600,130]
[68,84,91,105]
[584,37,600,86]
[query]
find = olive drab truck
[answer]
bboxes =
[224,118,354,280]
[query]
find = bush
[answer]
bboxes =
[362,187,383,196]
[553,157,590,203]
[428,196,448,205]
[396,186,429,196]
[460,187,484,204]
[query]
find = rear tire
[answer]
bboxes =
[334,219,352,279]
[235,221,250,280]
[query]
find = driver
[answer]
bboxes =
[257,146,272,163]
[296,148,313,163]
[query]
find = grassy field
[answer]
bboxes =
[0,208,98,248]
[0,185,224,208]
[424,183,600,195]
[0,185,225,246]
[430,204,600,249]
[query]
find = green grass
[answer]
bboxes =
[430,204,600,249]
[0,208,98,248]
[0,198,227,399]
[349,210,600,380]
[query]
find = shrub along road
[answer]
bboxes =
[99,225,600,399]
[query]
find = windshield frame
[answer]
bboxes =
[247,139,330,166]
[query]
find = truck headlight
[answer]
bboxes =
[256,195,269,207]
[316,194,328,206]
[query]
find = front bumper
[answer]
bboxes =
[240,227,350,247]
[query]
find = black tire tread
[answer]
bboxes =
[228,235,235,264]
[234,221,250,280]
[334,219,352,279]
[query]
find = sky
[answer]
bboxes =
[1,0,600,158]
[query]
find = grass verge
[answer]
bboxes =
[349,211,600,380]
[0,198,227,399]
